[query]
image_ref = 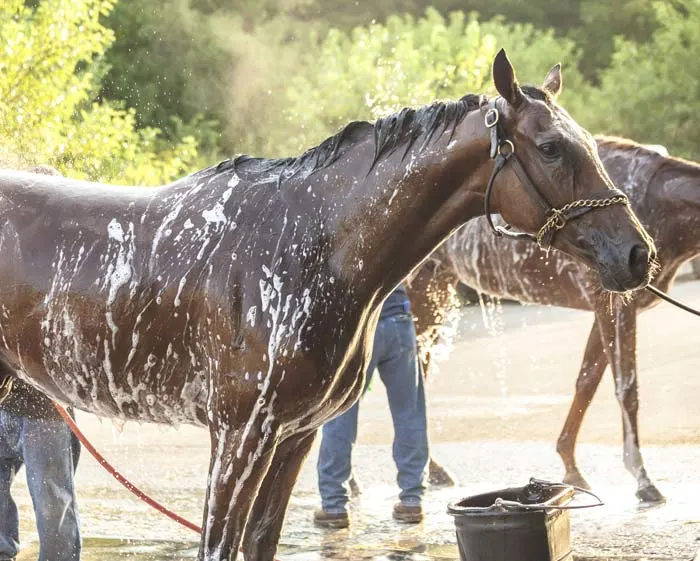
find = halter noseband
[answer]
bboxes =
[482,98,629,250]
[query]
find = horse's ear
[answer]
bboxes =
[542,63,563,98]
[492,48,522,107]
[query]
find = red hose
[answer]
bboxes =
[53,402,282,560]
[53,401,202,533]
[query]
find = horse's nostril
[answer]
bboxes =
[629,243,650,278]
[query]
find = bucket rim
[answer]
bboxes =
[446,478,578,517]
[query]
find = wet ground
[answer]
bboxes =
[13,281,700,560]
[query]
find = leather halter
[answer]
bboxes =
[482,98,629,250]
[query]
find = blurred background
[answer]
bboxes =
[4,2,700,559]
[2,0,698,182]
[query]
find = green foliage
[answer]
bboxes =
[99,0,235,159]
[576,0,700,158]
[4,0,689,183]
[276,9,493,154]
[99,0,324,159]
[571,0,658,79]
[93,0,670,161]
[0,0,199,184]
[272,9,587,155]
[300,0,579,35]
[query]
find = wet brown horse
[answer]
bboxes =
[409,136,699,507]
[0,52,655,560]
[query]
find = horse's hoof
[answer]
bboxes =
[428,461,457,487]
[349,475,362,497]
[562,470,592,490]
[636,484,666,508]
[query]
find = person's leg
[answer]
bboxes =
[0,411,22,561]
[376,313,428,519]
[316,401,361,518]
[21,417,81,561]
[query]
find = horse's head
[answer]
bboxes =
[485,49,656,293]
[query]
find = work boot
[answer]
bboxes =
[313,509,350,529]
[392,502,423,523]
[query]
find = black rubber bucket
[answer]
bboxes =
[447,478,602,561]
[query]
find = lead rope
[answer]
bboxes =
[646,284,700,317]
[535,195,630,249]
[53,402,281,561]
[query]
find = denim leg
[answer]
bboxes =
[376,314,429,506]
[317,333,380,514]
[21,417,81,561]
[317,399,360,514]
[0,411,22,561]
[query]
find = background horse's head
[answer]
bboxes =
[485,50,656,292]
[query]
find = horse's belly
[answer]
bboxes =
[10,326,210,427]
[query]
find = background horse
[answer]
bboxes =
[409,136,697,507]
[0,52,655,561]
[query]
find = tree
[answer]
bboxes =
[270,9,587,155]
[99,0,322,158]
[0,0,198,184]
[571,0,658,80]
[577,0,700,158]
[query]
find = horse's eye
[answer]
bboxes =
[538,142,560,159]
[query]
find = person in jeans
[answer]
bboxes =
[0,377,82,561]
[315,284,429,528]
[0,165,82,561]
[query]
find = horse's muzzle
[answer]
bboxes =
[597,240,656,292]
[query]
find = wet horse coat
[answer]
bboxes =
[0,52,655,561]
[410,137,698,505]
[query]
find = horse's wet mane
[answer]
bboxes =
[195,87,553,189]
[225,93,487,187]
[369,93,485,166]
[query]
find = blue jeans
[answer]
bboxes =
[317,312,429,513]
[0,411,81,561]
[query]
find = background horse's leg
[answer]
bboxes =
[242,430,317,561]
[603,297,664,505]
[406,259,461,488]
[427,457,458,487]
[556,319,608,490]
[199,412,280,561]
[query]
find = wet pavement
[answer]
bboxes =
[13,282,700,560]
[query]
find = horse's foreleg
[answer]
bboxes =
[242,430,317,561]
[556,320,607,490]
[199,414,280,561]
[600,298,664,505]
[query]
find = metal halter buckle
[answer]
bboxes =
[484,108,499,128]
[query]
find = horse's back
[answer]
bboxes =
[0,168,244,424]
[0,168,160,206]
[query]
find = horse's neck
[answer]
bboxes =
[326,110,490,306]
[600,145,656,205]
[645,164,700,271]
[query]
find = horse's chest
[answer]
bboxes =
[276,315,373,431]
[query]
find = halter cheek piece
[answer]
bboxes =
[482,98,629,250]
